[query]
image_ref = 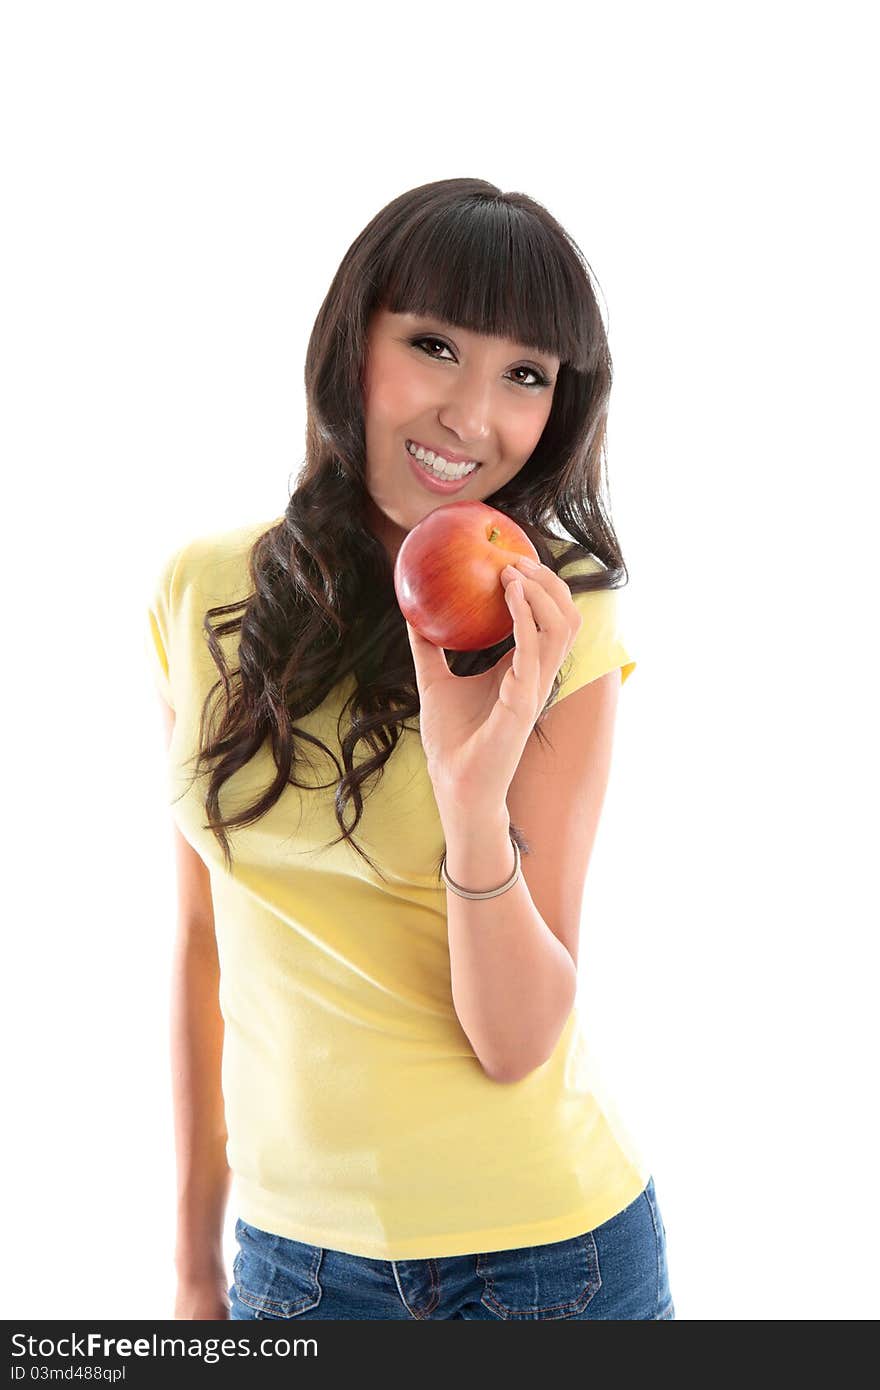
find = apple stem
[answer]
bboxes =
[487,526,501,544]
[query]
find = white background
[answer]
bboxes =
[2,0,877,1322]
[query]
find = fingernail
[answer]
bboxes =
[517,556,539,570]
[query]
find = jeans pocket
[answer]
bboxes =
[475,1230,602,1320]
[232,1217,324,1319]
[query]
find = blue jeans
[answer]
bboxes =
[228,1176,675,1320]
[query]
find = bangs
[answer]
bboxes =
[374,196,602,374]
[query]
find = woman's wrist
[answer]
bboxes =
[431,773,509,825]
[439,807,515,896]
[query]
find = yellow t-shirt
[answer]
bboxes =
[146,514,649,1260]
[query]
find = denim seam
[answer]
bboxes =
[643,1180,662,1319]
[390,1259,441,1319]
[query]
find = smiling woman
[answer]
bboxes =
[147,176,672,1321]
[360,308,562,553]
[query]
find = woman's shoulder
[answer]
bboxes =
[545,534,605,578]
[183,512,284,567]
[164,513,284,601]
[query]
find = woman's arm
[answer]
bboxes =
[439,669,622,1082]
[160,698,232,1310]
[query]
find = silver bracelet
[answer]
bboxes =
[440,838,521,900]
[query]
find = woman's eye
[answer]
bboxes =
[510,365,547,388]
[409,337,548,390]
[412,336,454,362]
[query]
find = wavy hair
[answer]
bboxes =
[180,177,630,879]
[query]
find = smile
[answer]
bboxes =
[405,439,480,480]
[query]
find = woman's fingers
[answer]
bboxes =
[502,560,581,705]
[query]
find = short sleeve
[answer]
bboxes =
[146,545,182,711]
[552,552,637,705]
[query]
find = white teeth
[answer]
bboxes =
[406,440,478,479]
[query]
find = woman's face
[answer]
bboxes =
[360,307,560,565]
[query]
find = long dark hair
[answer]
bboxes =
[180,177,630,879]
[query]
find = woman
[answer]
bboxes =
[148,177,675,1320]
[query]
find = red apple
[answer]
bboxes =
[393,500,540,650]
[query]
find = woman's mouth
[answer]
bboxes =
[404,439,481,494]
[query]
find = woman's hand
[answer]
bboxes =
[406,556,583,817]
[174,1272,231,1319]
